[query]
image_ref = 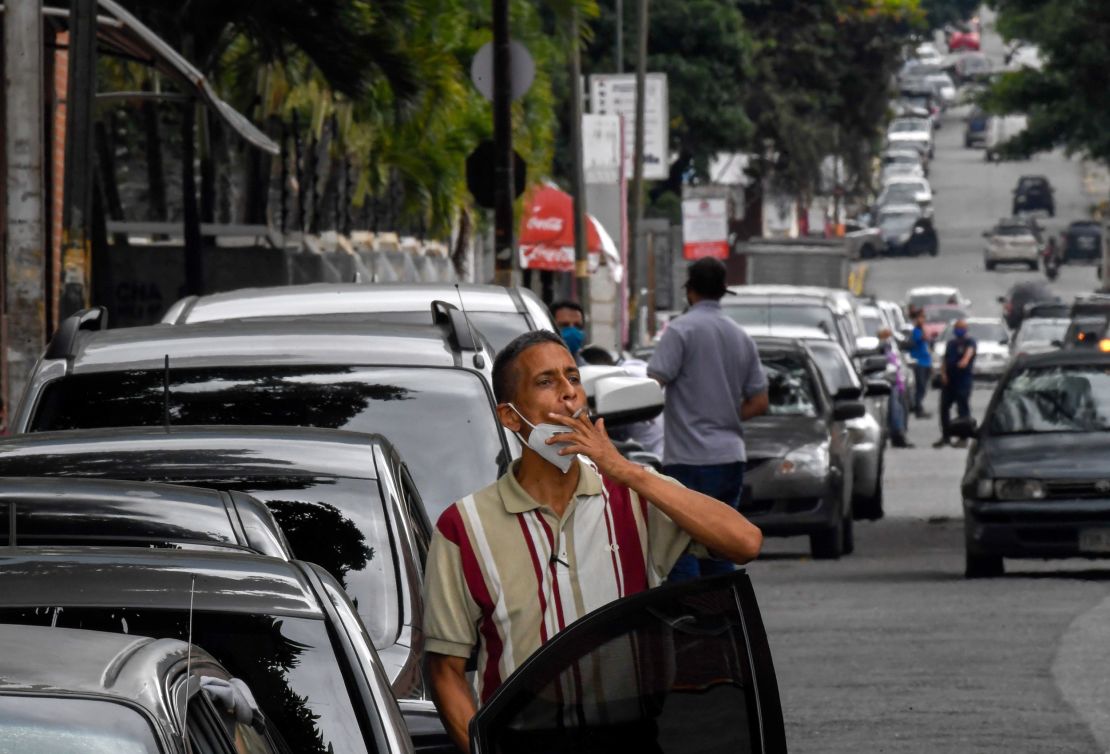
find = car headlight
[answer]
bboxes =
[976,478,995,499]
[777,441,830,477]
[994,479,1046,501]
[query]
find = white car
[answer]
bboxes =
[877,176,934,216]
[887,118,934,158]
[924,73,957,107]
[880,161,925,184]
[881,147,928,177]
[906,285,970,313]
[983,220,1040,271]
[933,318,1011,377]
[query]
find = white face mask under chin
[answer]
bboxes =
[508,404,577,474]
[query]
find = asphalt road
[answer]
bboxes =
[748,12,1110,752]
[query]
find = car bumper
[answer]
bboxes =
[741,465,842,535]
[973,357,1008,376]
[965,499,1110,559]
[985,248,1038,262]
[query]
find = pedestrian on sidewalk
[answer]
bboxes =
[933,318,976,448]
[909,307,933,418]
[879,328,913,448]
[647,257,769,582]
[421,331,763,752]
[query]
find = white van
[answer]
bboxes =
[984,114,1028,161]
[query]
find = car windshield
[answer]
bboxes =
[989,365,1110,434]
[1016,320,1068,345]
[0,695,160,754]
[890,120,926,133]
[805,341,861,394]
[881,185,920,204]
[883,151,919,165]
[993,225,1033,238]
[0,610,368,754]
[722,303,836,335]
[879,212,918,232]
[925,306,967,323]
[762,356,819,418]
[29,367,507,519]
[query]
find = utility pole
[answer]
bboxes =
[568,6,590,329]
[627,0,648,346]
[60,0,97,322]
[615,0,623,73]
[492,0,515,286]
[4,0,47,421]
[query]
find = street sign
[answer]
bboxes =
[470,40,535,102]
[466,140,526,209]
[682,197,729,260]
[588,73,669,180]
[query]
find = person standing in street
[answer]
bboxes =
[879,328,913,448]
[422,331,763,753]
[933,318,976,448]
[647,257,769,582]
[550,300,586,362]
[909,308,932,418]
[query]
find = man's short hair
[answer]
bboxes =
[550,300,584,318]
[492,330,569,404]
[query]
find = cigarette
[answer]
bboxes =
[572,408,585,419]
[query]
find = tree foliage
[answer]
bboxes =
[985,0,1110,164]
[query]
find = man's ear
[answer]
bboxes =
[497,403,523,433]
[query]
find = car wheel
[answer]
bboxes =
[985,259,995,271]
[842,514,855,555]
[929,242,939,257]
[853,455,885,521]
[1029,258,1039,271]
[810,517,843,560]
[965,551,1004,578]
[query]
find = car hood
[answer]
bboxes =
[744,415,829,459]
[983,433,1110,478]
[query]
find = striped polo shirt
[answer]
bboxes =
[422,457,699,703]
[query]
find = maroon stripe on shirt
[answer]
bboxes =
[437,505,503,700]
[603,477,650,593]
[598,493,625,598]
[533,511,569,631]
[518,515,550,643]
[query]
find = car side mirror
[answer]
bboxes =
[832,401,867,422]
[949,416,978,439]
[865,378,892,397]
[834,386,863,401]
[582,368,664,427]
[860,354,889,374]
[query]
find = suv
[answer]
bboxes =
[0,623,287,753]
[0,475,291,557]
[0,548,408,754]
[1012,175,1054,216]
[1061,221,1102,263]
[964,106,988,148]
[161,282,556,353]
[0,426,428,695]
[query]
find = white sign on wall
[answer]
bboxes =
[681,197,729,260]
[582,114,623,185]
[588,73,669,180]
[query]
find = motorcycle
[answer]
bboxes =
[1043,238,1060,280]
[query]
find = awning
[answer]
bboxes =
[23,0,278,155]
[518,182,623,282]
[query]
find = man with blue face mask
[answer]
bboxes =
[421,330,763,753]
[551,300,586,362]
[933,318,977,448]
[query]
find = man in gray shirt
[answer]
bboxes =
[648,257,768,581]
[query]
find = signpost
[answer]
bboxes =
[588,73,668,180]
[682,197,729,260]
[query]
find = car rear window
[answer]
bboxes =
[29,366,507,520]
[990,365,1110,434]
[0,609,371,754]
[762,356,820,418]
[0,695,160,754]
[723,303,837,335]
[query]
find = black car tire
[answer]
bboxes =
[929,241,939,257]
[985,259,996,271]
[1028,258,1039,271]
[842,514,855,555]
[811,517,843,560]
[853,456,885,521]
[965,551,1004,578]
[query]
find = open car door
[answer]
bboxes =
[470,571,787,754]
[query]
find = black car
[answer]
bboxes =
[955,349,1110,577]
[998,280,1057,330]
[1061,220,1102,263]
[0,426,429,696]
[0,548,408,754]
[0,475,291,557]
[0,623,288,753]
[1061,317,1109,349]
[1012,175,1054,216]
[744,338,866,559]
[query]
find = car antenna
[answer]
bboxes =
[163,355,171,432]
[181,575,196,750]
[454,283,485,369]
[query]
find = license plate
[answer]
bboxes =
[1079,529,1110,553]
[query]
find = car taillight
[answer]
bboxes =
[1003,303,1012,315]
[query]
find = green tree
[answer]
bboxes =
[985,0,1110,164]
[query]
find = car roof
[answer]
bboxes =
[165,282,546,325]
[1013,349,1110,368]
[0,622,207,709]
[0,548,322,617]
[908,286,959,295]
[721,295,837,308]
[0,476,261,550]
[878,203,922,215]
[0,426,385,482]
[751,336,811,354]
[61,319,467,374]
[740,324,832,340]
[884,175,928,185]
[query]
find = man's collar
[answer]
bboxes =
[690,300,721,311]
[498,458,603,514]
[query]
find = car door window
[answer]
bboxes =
[471,573,785,754]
